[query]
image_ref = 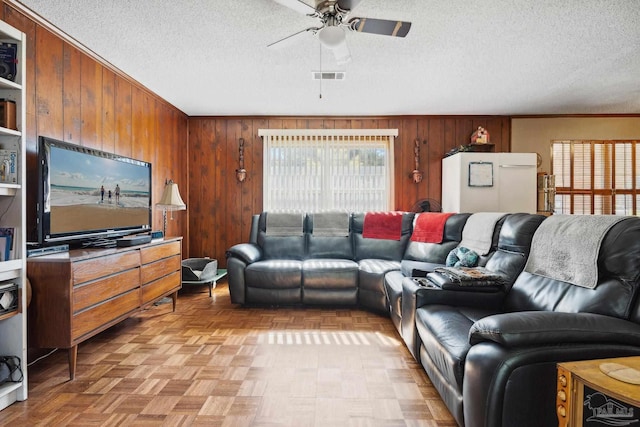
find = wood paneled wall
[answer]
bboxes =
[1,3,189,251]
[187,116,510,266]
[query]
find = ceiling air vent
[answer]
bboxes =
[312,71,346,81]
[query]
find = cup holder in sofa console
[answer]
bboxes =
[411,277,439,288]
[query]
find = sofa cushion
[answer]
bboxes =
[469,311,640,347]
[245,260,302,289]
[358,259,402,312]
[404,213,470,264]
[459,213,507,256]
[416,305,496,390]
[358,259,401,291]
[416,305,487,393]
[306,214,354,259]
[505,272,637,319]
[352,212,414,261]
[302,259,359,305]
[403,240,459,267]
[302,259,359,290]
[505,216,640,320]
[599,218,640,285]
[493,213,546,255]
[463,214,507,267]
[482,213,546,288]
[257,212,306,260]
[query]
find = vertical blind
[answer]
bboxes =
[259,129,397,212]
[551,140,639,215]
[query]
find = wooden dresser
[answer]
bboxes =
[557,357,640,427]
[27,238,182,379]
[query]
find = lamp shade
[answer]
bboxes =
[156,180,186,211]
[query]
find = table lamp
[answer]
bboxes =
[156,179,186,237]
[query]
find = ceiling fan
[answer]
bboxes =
[269,0,412,65]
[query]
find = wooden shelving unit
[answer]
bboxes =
[0,19,27,411]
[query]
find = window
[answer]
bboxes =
[259,129,397,212]
[551,140,639,215]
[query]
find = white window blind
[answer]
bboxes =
[259,129,397,212]
[551,140,639,215]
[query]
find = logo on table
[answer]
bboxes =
[584,392,638,426]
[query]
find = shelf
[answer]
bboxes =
[0,18,26,411]
[0,309,18,321]
[0,126,20,137]
[0,20,23,41]
[468,143,495,152]
[0,77,21,91]
[0,381,23,404]
[0,183,19,196]
[0,259,22,276]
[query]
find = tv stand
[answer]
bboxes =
[27,237,182,379]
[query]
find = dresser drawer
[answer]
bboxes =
[73,268,141,312]
[140,241,181,264]
[72,251,140,285]
[141,254,180,284]
[141,271,180,305]
[72,289,140,340]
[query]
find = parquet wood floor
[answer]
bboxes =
[1,281,456,426]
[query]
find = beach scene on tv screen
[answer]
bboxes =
[49,146,151,234]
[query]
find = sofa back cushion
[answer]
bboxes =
[455,214,507,267]
[484,213,546,286]
[306,212,354,259]
[403,213,471,264]
[505,217,640,321]
[352,212,414,261]
[257,212,307,260]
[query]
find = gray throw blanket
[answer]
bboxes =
[434,266,504,284]
[312,212,350,236]
[459,212,507,255]
[524,215,628,289]
[265,212,303,236]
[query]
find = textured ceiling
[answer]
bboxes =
[15,0,640,116]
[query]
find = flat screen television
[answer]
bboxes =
[37,136,152,246]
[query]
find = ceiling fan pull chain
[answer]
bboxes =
[319,42,322,99]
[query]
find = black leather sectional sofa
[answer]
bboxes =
[226,211,640,427]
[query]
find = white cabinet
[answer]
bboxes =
[0,20,27,410]
[442,152,537,213]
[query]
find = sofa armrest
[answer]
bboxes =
[226,243,263,264]
[469,311,640,347]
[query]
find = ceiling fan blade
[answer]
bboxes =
[268,27,318,48]
[349,17,411,37]
[272,0,317,15]
[336,0,363,11]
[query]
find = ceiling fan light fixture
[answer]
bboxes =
[333,41,351,64]
[318,25,345,49]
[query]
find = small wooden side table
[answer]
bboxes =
[557,356,640,427]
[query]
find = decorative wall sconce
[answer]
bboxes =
[410,138,423,184]
[236,138,247,182]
